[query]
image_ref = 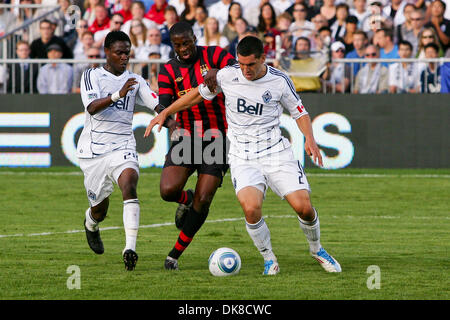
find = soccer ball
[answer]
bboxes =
[208,247,241,277]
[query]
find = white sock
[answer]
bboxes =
[298,208,322,253]
[123,199,140,252]
[246,218,277,262]
[85,208,99,232]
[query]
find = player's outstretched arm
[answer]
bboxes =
[296,114,323,167]
[144,87,204,137]
[86,78,137,115]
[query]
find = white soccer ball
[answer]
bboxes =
[208,247,241,277]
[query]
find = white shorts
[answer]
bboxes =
[79,149,140,207]
[229,148,310,199]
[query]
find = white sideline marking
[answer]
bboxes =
[0,214,448,239]
[0,171,449,178]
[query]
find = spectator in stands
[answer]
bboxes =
[398,7,424,56]
[277,12,295,55]
[168,0,185,16]
[71,19,90,57]
[180,0,204,26]
[440,50,450,93]
[354,44,389,93]
[74,31,95,59]
[222,2,243,43]
[286,0,316,22]
[277,11,293,33]
[394,3,414,43]
[330,3,349,42]
[311,13,329,31]
[322,41,351,93]
[340,15,359,53]
[7,41,39,94]
[122,1,157,35]
[420,43,441,93]
[208,0,232,32]
[292,36,311,59]
[383,0,407,27]
[345,29,368,76]
[129,19,148,58]
[416,26,444,58]
[287,36,323,92]
[138,26,172,59]
[37,43,73,94]
[424,0,450,50]
[55,0,77,44]
[320,0,337,26]
[160,5,179,46]
[192,4,208,39]
[257,2,279,38]
[72,46,101,93]
[350,0,370,30]
[374,28,400,67]
[94,13,125,49]
[289,2,315,41]
[363,1,393,37]
[141,49,160,92]
[272,0,295,14]
[146,0,169,25]
[83,0,103,27]
[228,17,249,57]
[89,5,110,34]
[388,40,421,93]
[15,0,37,43]
[312,26,332,54]
[0,0,17,37]
[197,17,229,48]
[117,0,134,23]
[30,19,73,59]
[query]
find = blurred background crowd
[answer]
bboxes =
[0,0,449,94]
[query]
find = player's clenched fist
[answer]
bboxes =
[119,78,138,97]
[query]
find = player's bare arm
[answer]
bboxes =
[144,87,204,137]
[296,114,323,167]
[86,78,137,115]
[204,68,219,93]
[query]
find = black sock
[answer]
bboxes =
[168,207,209,259]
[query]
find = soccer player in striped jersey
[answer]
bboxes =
[78,31,177,270]
[155,22,236,270]
[146,36,342,274]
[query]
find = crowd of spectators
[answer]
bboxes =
[1,0,449,94]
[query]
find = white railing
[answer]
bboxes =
[0,57,448,94]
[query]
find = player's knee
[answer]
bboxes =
[121,183,137,200]
[242,203,262,221]
[160,184,179,202]
[296,204,315,221]
[193,193,213,214]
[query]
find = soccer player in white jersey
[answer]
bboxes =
[78,31,177,270]
[145,36,341,274]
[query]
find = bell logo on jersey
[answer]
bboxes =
[108,94,131,110]
[237,98,263,115]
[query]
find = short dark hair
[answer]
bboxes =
[169,21,194,38]
[424,42,439,53]
[104,31,131,49]
[237,36,264,58]
[399,40,413,51]
[376,27,394,40]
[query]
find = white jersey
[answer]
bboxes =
[198,64,308,159]
[78,67,159,158]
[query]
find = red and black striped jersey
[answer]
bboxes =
[158,46,236,136]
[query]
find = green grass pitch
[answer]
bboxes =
[0,167,448,300]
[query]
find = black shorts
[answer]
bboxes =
[163,136,229,182]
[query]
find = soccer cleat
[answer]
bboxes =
[263,260,280,275]
[175,189,194,230]
[84,219,104,254]
[311,247,342,273]
[164,257,179,270]
[123,249,138,271]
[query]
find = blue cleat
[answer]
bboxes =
[311,247,342,272]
